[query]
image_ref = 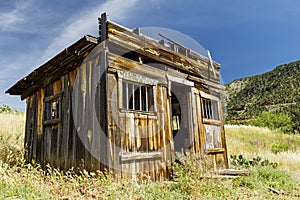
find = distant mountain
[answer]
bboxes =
[225,60,300,133]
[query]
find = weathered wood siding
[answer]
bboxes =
[194,89,228,169]
[107,70,173,180]
[24,59,227,179]
[23,20,228,180]
[24,51,105,170]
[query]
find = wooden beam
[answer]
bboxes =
[120,151,162,162]
[215,169,252,176]
[206,148,225,155]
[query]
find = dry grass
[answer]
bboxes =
[225,125,300,171]
[0,114,299,199]
[0,113,25,147]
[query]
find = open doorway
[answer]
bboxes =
[171,83,191,152]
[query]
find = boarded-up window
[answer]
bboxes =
[202,98,219,121]
[204,124,222,150]
[122,81,154,112]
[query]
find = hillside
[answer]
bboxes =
[225,60,300,133]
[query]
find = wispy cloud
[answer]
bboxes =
[1,0,141,110]
[0,1,34,32]
[43,0,140,60]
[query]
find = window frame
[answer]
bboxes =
[117,70,158,114]
[43,93,62,125]
[121,80,155,113]
[200,92,221,125]
[202,98,220,121]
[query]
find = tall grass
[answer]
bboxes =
[0,113,299,199]
[0,112,25,147]
[225,125,300,171]
[0,113,25,165]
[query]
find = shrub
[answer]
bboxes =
[256,166,296,191]
[230,154,278,169]
[0,105,12,113]
[247,111,293,133]
[233,166,296,192]
[271,142,290,154]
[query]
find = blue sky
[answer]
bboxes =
[1,0,300,110]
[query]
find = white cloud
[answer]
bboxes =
[2,0,141,110]
[42,0,140,60]
[0,1,34,31]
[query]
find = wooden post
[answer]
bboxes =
[98,13,109,171]
[99,13,108,42]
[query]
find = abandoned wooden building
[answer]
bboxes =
[6,13,228,180]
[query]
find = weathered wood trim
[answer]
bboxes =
[108,36,221,84]
[206,148,225,155]
[32,93,38,161]
[37,89,44,162]
[187,90,194,154]
[187,75,224,90]
[119,109,157,116]
[195,93,205,159]
[100,47,108,171]
[120,151,162,162]
[44,93,62,102]
[62,74,70,169]
[108,53,168,85]
[166,74,194,87]
[191,88,200,156]
[43,118,61,125]
[202,119,222,126]
[106,21,221,80]
[199,91,219,101]
[221,126,229,168]
[117,70,159,86]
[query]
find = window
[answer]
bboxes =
[202,98,219,121]
[122,81,154,112]
[44,94,61,124]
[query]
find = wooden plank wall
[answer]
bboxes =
[25,54,175,180]
[23,50,227,180]
[107,73,172,180]
[24,52,105,171]
[193,90,228,169]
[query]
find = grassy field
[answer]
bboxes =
[0,113,300,199]
[226,125,300,171]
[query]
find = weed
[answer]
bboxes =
[271,142,290,154]
[230,154,278,169]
